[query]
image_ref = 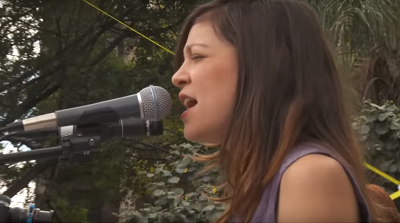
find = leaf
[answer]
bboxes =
[154,168,162,174]
[162,170,172,177]
[389,164,398,173]
[185,192,197,198]
[378,112,391,121]
[171,150,181,155]
[127,212,149,223]
[202,204,215,212]
[389,121,400,130]
[216,204,225,210]
[364,114,378,123]
[153,189,166,197]
[147,213,158,220]
[379,160,394,171]
[386,104,396,112]
[181,143,193,149]
[385,141,399,150]
[202,176,211,183]
[167,194,176,200]
[173,188,184,196]
[359,125,370,134]
[154,197,168,206]
[147,185,157,192]
[207,210,224,221]
[360,135,368,142]
[181,201,190,206]
[187,167,197,172]
[181,155,192,166]
[155,182,165,187]
[175,166,186,174]
[147,173,155,178]
[168,176,180,184]
[189,204,202,212]
[374,122,389,135]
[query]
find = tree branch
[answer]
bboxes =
[0,8,130,92]
[1,83,60,125]
[78,9,134,53]
[121,19,185,39]
[161,138,186,149]
[47,201,65,223]
[130,140,169,153]
[130,155,167,161]
[88,32,129,66]
[20,83,60,114]
[2,159,57,197]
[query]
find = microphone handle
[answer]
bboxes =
[97,118,164,139]
[55,94,143,127]
[61,118,164,140]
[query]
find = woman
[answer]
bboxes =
[171,0,395,222]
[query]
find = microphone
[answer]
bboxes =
[0,118,164,165]
[1,118,164,142]
[60,118,164,140]
[5,85,172,133]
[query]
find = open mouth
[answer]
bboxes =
[183,97,197,109]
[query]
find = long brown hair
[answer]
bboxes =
[174,0,386,222]
[366,184,400,223]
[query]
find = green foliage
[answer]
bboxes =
[124,143,224,223]
[353,100,400,209]
[54,197,89,223]
[354,100,400,190]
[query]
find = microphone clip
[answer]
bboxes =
[57,134,101,168]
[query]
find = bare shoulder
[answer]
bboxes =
[277,154,359,223]
[284,154,349,181]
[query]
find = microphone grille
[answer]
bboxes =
[139,85,172,121]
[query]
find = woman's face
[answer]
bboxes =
[172,19,238,144]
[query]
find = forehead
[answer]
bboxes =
[186,20,220,47]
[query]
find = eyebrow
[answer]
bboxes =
[185,43,209,50]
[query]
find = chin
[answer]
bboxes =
[183,129,199,142]
[183,127,220,145]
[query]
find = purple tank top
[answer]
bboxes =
[246,142,371,222]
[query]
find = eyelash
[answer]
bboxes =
[191,55,204,60]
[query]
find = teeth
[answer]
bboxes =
[183,97,196,108]
[184,98,193,107]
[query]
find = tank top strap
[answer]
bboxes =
[250,142,372,223]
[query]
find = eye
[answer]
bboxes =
[191,55,205,60]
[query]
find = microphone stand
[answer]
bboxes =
[0,128,104,223]
[0,134,101,166]
[0,118,164,166]
[0,129,111,223]
[0,134,98,223]
[0,119,164,222]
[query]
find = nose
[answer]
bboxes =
[171,66,191,89]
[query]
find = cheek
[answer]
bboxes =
[194,57,237,120]
[209,76,237,124]
[219,65,238,108]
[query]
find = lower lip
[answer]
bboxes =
[180,107,194,120]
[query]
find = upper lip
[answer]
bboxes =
[179,93,196,108]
